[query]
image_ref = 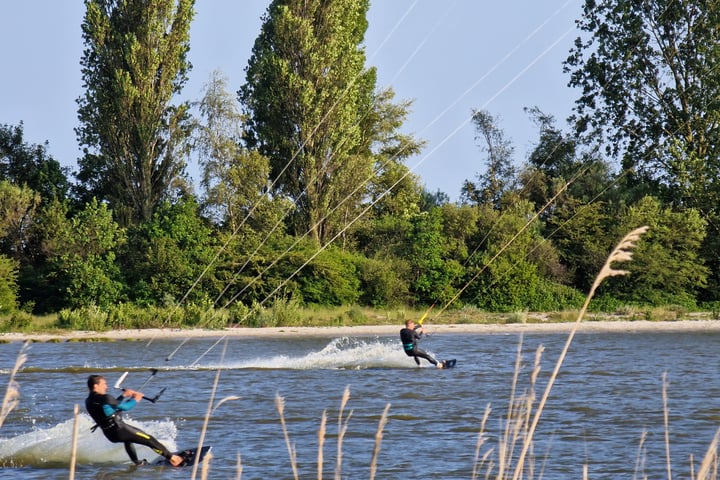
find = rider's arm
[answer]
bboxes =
[102,397,137,417]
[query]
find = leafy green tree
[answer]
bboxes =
[0,255,18,314]
[355,255,411,307]
[193,70,287,234]
[461,110,517,208]
[462,201,565,311]
[295,246,361,306]
[40,199,126,309]
[239,0,377,244]
[520,108,614,212]
[0,123,71,202]
[0,181,41,262]
[603,196,709,307]
[363,87,426,218]
[545,198,616,292]
[403,208,462,305]
[76,0,195,225]
[438,202,479,264]
[122,198,216,305]
[565,0,720,299]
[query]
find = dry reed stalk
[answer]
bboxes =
[634,430,648,479]
[318,410,327,480]
[498,339,525,478]
[662,372,673,480]
[0,341,28,429]
[369,403,391,480]
[511,226,649,480]
[697,427,720,480]
[192,339,237,480]
[691,453,695,480]
[200,451,213,480]
[70,404,79,480]
[334,386,352,480]
[471,404,492,480]
[192,366,220,480]
[276,393,299,480]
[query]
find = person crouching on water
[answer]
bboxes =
[85,374,183,466]
[400,319,443,368]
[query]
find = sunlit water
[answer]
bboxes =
[0,329,719,479]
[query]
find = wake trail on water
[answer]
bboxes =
[197,336,439,370]
[0,414,177,467]
[17,337,442,374]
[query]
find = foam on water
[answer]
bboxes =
[0,413,177,467]
[200,336,439,370]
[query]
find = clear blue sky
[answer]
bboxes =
[0,0,581,201]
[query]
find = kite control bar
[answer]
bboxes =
[114,370,165,403]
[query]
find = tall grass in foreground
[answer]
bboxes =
[0,341,28,429]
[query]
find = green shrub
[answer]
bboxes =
[0,311,33,332]
[58,306,109,331]
[0,255,18,314]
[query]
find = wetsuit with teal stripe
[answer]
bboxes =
[86,392,174,464]
[400,326,438,366]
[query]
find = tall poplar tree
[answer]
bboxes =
[239,0,377,245]
[76,0,194,225]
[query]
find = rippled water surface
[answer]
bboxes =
[0,329,719,479]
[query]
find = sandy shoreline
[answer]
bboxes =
[1,319,719,342]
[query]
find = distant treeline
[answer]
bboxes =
[1,0,719,324]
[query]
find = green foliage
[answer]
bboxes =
[546,199,615,292]
[355,256,411,307]
[461,110,516,208]
[0,181,41,261]
[296,247,361,306]
[58,306,109,331]
[404,208,461,305]
[41,199,126,309]
[0,311,33,332]
[464,201,552,312]
[193,70,288,234]
[240,0,403,244]
[0,255,18,314]
[525,280,585,312]
[76,0,195,224]
[0,122,71,202]
[603,196,709,307]
[122,198,216,305]
[242,297,303,327]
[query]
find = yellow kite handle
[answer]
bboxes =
[417,303,435,325]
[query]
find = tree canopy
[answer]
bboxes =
[76,0,195,225]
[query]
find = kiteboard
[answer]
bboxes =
[440,359,457,368]
[152,446,212,467]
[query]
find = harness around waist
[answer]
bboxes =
[403,343,414,351]
[100,414,119,431]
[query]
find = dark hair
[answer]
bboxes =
[87,374,105,391]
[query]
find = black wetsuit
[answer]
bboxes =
[86,391,174,464]
[400,325,438,366]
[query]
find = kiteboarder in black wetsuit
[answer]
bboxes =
[400,320,443,368]
[85,375,183,466]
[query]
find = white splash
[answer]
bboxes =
[202,336,438,370]
[0,413,177,467]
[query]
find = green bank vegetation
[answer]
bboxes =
[2,0,720,332]
[0,227,695,477]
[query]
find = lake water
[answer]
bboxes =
[0,329,718,479]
